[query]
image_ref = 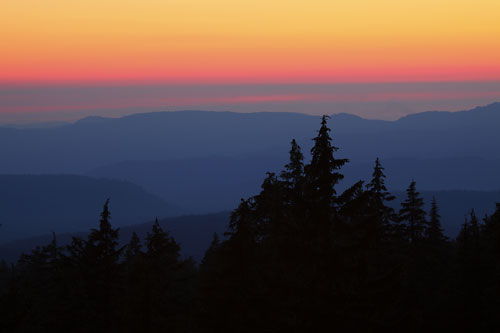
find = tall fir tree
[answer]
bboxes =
[86,198,122,266]
[83,198,122,331]
[200,232,220,272]
[305,115,348,208]
[145,218,180,264]
[365,158,396,242]
[281,139,304,190]
[468,209,481,251]
[124,232,142,262]
[399,181,427,245]
[143,218,193,332]
[480,203,500,329]
[456,210,487,330]
[425,197,446,245]
[366,158,395,204]
[226,199,258,245]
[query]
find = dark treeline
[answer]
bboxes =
[1,116,500,332]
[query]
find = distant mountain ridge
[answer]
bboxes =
[0,103,499,174]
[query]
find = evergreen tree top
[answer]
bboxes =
[399,181,427,244]
[366,157,394,202]
[86,198,121,262]
[124,232,143,260]
[306,115,348,200]
[427,197,446,244]
[89,199,119,241]
[145,218,180,262]
[281,139,304,185]
[227,199,255,240]
[367,158,385,192]
[310,115,346,168]
[401,181,424,208]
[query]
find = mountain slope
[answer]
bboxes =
[0,175,180,243]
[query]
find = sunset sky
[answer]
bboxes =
[1,0,500,122]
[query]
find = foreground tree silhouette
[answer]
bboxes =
[119,232,144,332]
[305,115,348,213]
[141,218,195,332]
[74,198,123,331]
[365,157,396,246]
[480,203,500,330]
[399,181,427,245]
[426,197,446,245]
[281,139,304,191]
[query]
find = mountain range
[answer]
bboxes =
[0,102,499,175]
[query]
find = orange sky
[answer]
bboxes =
[2,0,500,83]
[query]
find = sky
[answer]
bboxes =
[1,0,500,123]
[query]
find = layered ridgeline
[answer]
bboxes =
[0,103,499,175]
[0,175,180,243]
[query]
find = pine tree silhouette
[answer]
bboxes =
[425,197,447,245]
[124,231,142,262]
[86,198,122,265]
[83,198,122,331]
[399,181,427,245]
[366,157,395,203]
[305,115,348,206]
[145,217,180,263]
[281,139,304,190]
[200,232,220,271]
[365,158,396,244]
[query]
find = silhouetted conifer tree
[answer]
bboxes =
[305,115,348,209]
[124,231,142,262]
[81,199,122,331]
[146,218,180,262]
[200,232,220,272]
[365,158,396,245]
[480,203,500,329]
[226,199,258,245]
[399,181,427,245]
[366,158,393,199]
[456,210,487,331]
[281,139,304,190]
[142,218,194,332]
[426,197,446,245]
[86,199,122,265]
